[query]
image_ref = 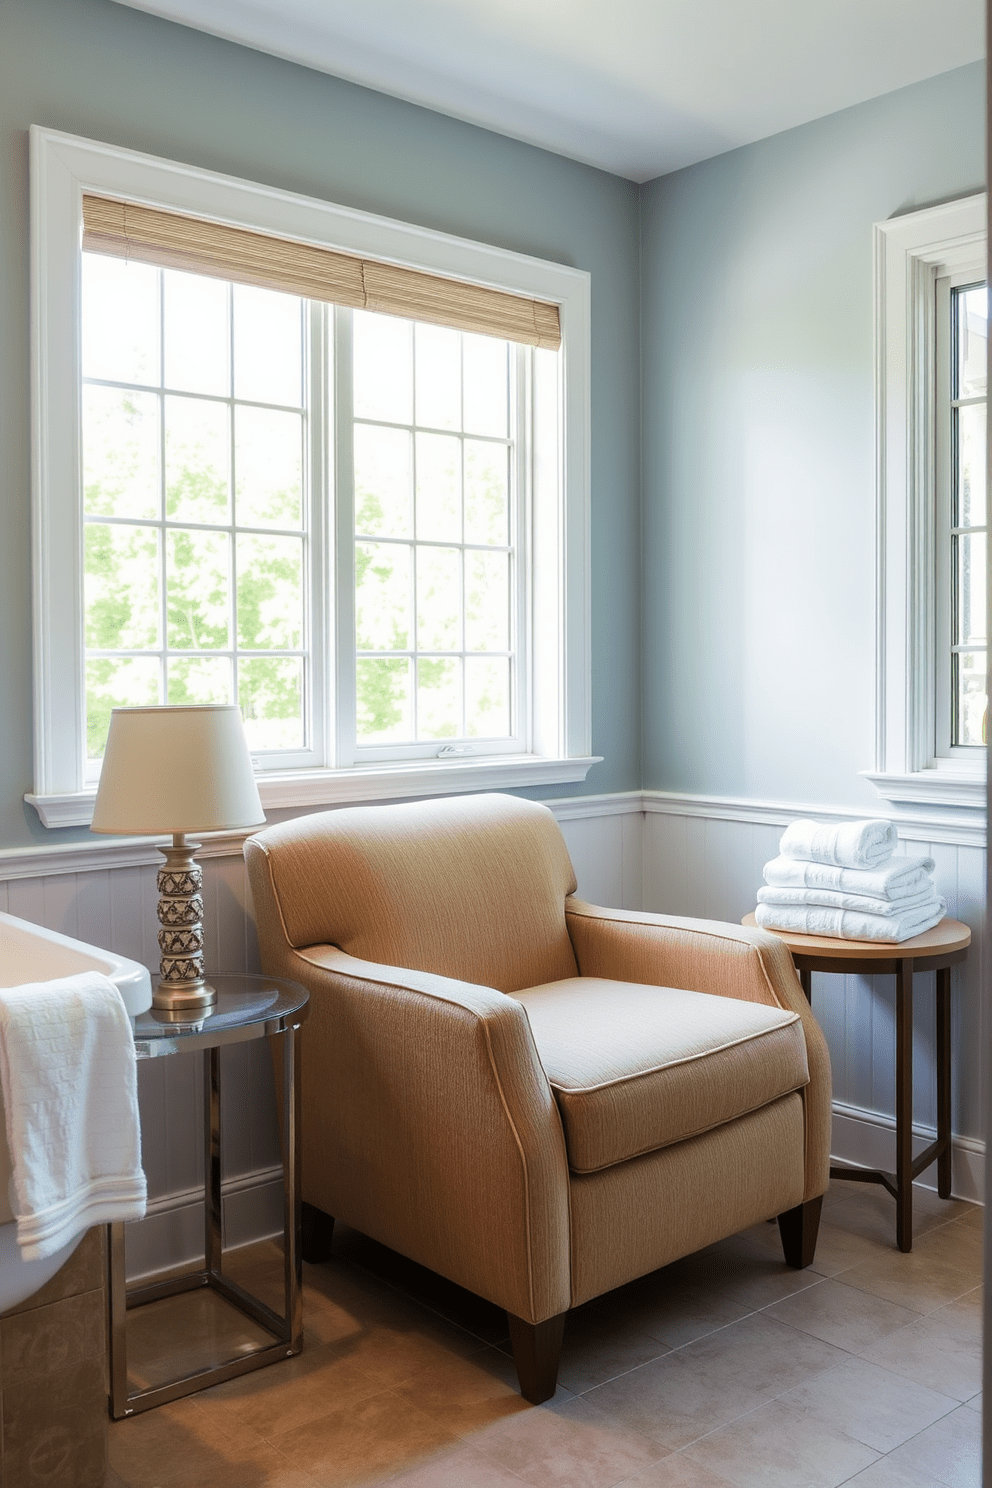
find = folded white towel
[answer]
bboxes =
[0,972,146,1261]
[762,853,936,901]
[779,819,897,870]
[755,898,945,944]
[757,884,941,917]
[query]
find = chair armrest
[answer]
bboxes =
[276,943,571,1323]
[565,900,831,1200]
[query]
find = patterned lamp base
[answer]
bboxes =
[154,834,216,1012]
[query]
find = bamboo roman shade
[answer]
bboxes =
[82,195,561,351]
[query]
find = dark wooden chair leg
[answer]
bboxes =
[301,1202,335,1264]
[777,1195,823,1268]
[507,1311,567,1404]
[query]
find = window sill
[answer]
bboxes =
[861,767,987,811]
[25,754,603,828]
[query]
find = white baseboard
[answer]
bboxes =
[124,1165,285,1283]
[831,1099,985,1205]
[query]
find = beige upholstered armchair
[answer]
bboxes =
[244,792,831,1403]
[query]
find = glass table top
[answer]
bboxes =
[130,972,309,1058]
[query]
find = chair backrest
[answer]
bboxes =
[245,792,579,994]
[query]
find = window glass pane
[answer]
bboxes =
[417,658,461,739]
[417,547,461,650]
[463,334,508,438]
[956,402,987,529]
[239,657,304,750]
[955,651,987,747]
[83,386,160,520]
[416,432,461,542]
[954,531,987,648]
[235,407,303,529]
[356,657,412,741]
[353,311,412,425]
[233,284,303,407]
[465,550,509,651]
[236,534,303,649]
[956,285,988,401]
[464,440,509,546]
[465,656,509,738]
[86,657,160,760]
[166,530,230,650]
[167,656,232,706]
[164,269,229,397]
[354,425,413,538]
[82,255,159,387]
[84,523,160,650]
[415,324,460,431]
[165,395,230,524]
[356,541,411,650]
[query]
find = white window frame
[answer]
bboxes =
[27,126,597,828]
[863,193,987,811]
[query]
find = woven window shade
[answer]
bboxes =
[82,195,561,351]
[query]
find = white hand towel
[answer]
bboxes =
[762,853,936,901]
[755,897,945,944]
[0,972,146,1261]
[779,819,897,870]
[757,884,940,917]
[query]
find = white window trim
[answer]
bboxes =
[27,126,598,828]
[863,192,987,812]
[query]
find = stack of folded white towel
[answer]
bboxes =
[755,818,945,943]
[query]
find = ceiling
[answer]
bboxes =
[111,0,985,182]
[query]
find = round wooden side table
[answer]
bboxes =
[742,914,971,1253]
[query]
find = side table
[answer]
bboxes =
[109,972,310,1418]
[742,915,970,1252]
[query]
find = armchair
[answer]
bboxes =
[244,792,830,1403]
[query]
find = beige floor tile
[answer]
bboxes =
[880,1404,982,1488]
[594,1276,755,1351]
[824,1455,943,1486]
[616,1455,735,1487]
[552,1305,671,1392]
[836,1240,979,1316]
[806,1218,895,1277]
[390,1343,567,1438]
[964,1393,982,1413]
[192,1338,383,1437]
[271,1388,462,1486]
[472,1394,663,1488]
[683,1398,881,1487]
[585,1314,847,1454]
[110,1397,320,1487]
[780,1355,958,1453]
[856,1292,983,1403]
[764,1276,921,1351]
[386,1444,532,1485]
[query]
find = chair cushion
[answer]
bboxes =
[514,978,808,1174]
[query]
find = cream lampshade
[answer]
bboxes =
[91,705,265,1013]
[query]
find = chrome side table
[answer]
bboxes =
[109,972,310,1418]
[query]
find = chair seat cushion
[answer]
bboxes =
[514,978,808,1173]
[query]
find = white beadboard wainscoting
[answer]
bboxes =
[0,787,984,1278]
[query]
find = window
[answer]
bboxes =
[866,193,987,809]
[28,128,595,826]
[935,277,987,755]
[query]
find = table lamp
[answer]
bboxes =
[91,704,265,1014]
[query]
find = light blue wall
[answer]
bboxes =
[640,62,985,806]
[0,0,641,848]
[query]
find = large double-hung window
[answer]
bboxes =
[868,192,987,809]
[29,129,593,826]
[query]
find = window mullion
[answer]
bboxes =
[333,307,357,767]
